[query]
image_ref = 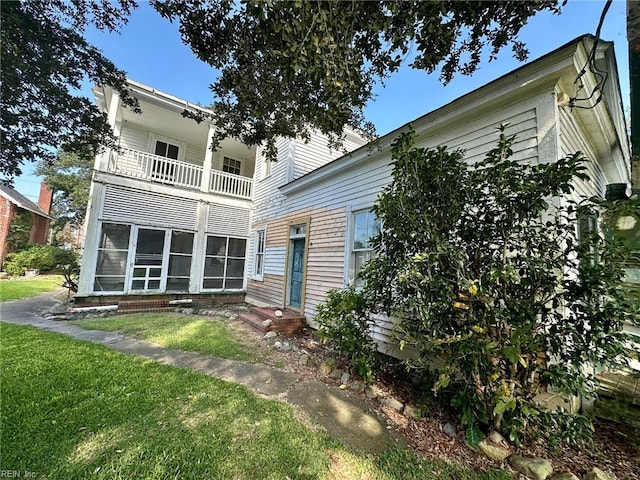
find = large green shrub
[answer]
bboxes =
[3,244,79,280]
[319,126,635,446]
[316,285,381,383]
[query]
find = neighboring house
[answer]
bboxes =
[0,183,53,269]
[76,80,364,301]
[244,35,631,353]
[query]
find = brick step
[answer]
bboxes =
[116,306,175,315]
[238,313,269,334]
[240,307,306,335]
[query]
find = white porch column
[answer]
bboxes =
[201,124,217,193]
[77,182,106,296]
[95,91,121,172]
[190,201,209,293]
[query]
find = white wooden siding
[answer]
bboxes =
[559,108,607,199]
[206,203,250,238]
[118,124,148,152]
[264,246,286,275]
[292,131,366,180]
[102,184,198,230]
[280,98,542,345]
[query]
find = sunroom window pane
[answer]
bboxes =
[100,223,130,250]
[228,238,246,257]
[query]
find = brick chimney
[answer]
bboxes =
[37,183,53,214]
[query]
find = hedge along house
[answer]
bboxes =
[76,80,366,304]
[244,35,631,354]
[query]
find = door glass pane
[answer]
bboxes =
[155,141,167,156]
[100,223,130,250]
[167,144,179,160]
[169,256,191,276]
[148,280,161,289]
[171,232,194,254]
[228,238,246,257]
[206,236,227,256]
[132,279,145,290]
[133,268,146,277]
[135,229,165,265]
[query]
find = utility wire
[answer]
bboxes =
[569,0,612,110]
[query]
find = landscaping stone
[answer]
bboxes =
[442,422,457,438]
[340,372,350,385]
[274,341,282,349]
[263,331,277,340]
[477,438,511,462]
[262,319,272,328]
[381,396,404,412]
[182,308,194,315]
[403,404,419,419]
[319,362,333,376]
[329,369,343,379]
[298,354,309,366]
[550,473,579,480]
[509,455,553,480]
[280,342,292,352]
[51,315,69,321]
[584,468,617,480]
[350,381,365,393]
[365,386,379,399]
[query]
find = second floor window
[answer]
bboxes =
[152,140,180,181]
[223,156,242,176]
[155,140,179,160]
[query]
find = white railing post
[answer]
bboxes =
[106,146,251,199]
[201,124,216,193]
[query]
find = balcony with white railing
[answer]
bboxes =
[107,148,253,200]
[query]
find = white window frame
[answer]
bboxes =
[148,133,186,162]
[222,156,242,176]
[263,157,272,178]
[253,227,266,281]
[345,205,380,287]
[201,235,247,291]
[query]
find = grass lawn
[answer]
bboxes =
[0,275,64,302]
[0,323,511,480]
[72,313,259,362]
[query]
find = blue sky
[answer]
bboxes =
[14,0,630,201]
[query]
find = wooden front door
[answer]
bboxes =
[288,238,305,308]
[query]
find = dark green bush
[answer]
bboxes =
[316,285,381,383]
[3,244,79,278]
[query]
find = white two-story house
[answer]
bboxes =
[77,35,632,332]
[76,80,365,304]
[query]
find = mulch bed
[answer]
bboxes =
[230,319,640,480]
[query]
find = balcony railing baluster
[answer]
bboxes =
[107,147,252,200]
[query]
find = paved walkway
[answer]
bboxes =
[0,290,404,454]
